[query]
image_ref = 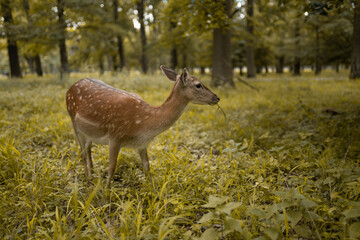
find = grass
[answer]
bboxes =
[0,70,359,239]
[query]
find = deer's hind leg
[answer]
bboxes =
[107,140,121,188]
[85,138,93,174]
[73,125,93,181]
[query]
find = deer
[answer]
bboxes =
[66,66,220,187]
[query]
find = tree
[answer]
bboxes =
[23,0,43,76]
[245,0,256,78]
[212,0,234,86]
[1,0,22,78]
[308,0,359,78]
[320,15,352,69]
[162,0,235,86]
[293,17,301,75]
[169,18,178,69]
[137,0,148,74]
[157,2,204,71]
[113,0,126,71]
[350,0,360,79]
[57,0,69,76]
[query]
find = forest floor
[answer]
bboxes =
[0,71,359,239]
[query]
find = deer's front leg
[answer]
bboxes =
[107,140,121,188]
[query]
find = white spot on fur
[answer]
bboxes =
[135,120,141,124]
[77,89,81,94]
[79,95,82,100]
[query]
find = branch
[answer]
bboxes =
[236,76,259,92]
[230,8,241,19]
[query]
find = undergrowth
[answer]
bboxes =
[0,71,359,239]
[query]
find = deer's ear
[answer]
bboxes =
[160,65,178,81]
[180,68,189,85]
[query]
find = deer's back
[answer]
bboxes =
[66,78,152,142]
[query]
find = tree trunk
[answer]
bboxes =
[137,0,148,74]
[113,0,126,71]
[117,36,125,71]
[256,66,261,74]
[25,56,35,74]
[350,0,360,79]
[112,55,118,71]
[293,22,301,76]
[182,50,187,68]
[171,47,178,70]
[99,56,104,75]
[1,0,22,78]
[57,0,69,76]
[294,59,301,75]
[23,0,43,77]
[240,66,244,76]
[245,0,256,78]
[212,27,234,86]
[276,56,284,73]
[315,25,321,75]
[170,20,178,69]
[34,55,43,76]
[211,0,234,86]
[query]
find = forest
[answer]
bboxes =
[0,0,359,82]
[1,0,360,239]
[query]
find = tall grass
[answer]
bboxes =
[0,71,359,239]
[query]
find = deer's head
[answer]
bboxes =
[160,65,220,105]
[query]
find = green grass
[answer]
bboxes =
[0,71,359,239]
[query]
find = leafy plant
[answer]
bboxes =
[197,195,243,239]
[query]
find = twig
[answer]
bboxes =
[236,76,260,92]
[216,104,227,119]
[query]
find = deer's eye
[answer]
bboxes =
[195,83,202,89]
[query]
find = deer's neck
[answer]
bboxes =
[153,83,189,130]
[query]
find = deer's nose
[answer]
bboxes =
[215,96,220,102]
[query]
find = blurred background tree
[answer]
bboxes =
[0,0,358,82]
[1,0,22,78]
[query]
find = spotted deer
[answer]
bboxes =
[66,66,220,187]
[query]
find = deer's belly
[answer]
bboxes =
[74,114,110,145]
